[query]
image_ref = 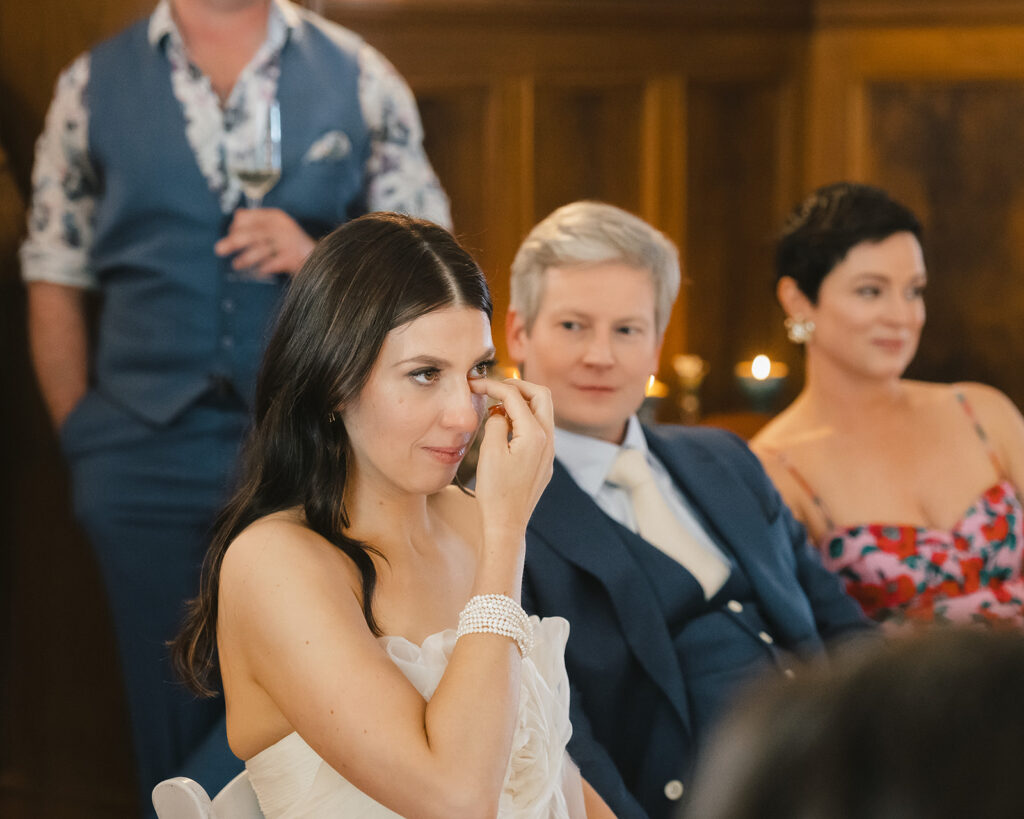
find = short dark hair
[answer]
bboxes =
[776,182,922,302]
[172,212,492,696]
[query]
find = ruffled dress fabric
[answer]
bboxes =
[246,616,584,818]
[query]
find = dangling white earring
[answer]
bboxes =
[785,316,815,344]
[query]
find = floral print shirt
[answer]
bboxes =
[20,0,451,289]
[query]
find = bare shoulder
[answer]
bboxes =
[953,381,1022,419]
[220,511,363,618]
[900,378,969,408]
[952,381,1024,454]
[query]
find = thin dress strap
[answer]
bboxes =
[762,448,837,533]
[955,390,1007,478]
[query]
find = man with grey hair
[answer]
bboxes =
[507,201,872,819]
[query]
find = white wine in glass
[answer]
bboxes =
[232,99,282,209]
[235,167,280,205]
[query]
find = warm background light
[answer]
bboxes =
[645,375,669,398]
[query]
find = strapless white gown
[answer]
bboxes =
[246,616,585,818]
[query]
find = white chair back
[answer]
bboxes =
[152,771,263,819]
[152,777,212,819]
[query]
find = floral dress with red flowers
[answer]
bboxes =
[775,393,1024,632]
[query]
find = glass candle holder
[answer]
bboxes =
[734,354,788,413]
[672,354,709,424]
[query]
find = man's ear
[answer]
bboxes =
[505,307,529,363]
[777,276,812,319]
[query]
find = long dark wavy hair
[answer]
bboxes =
[172,213,492,696]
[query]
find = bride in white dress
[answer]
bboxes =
[172,213,613,818]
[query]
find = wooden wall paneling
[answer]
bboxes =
[643,75,689,387]
[0,0,154,193]
[684,79,792,416]
[415,82,493,256]
[414,76,535,362]
[814,0,1024,26]
[531,78,647,222]
[806,26,1024,184]
[483,75,537,358]
[2,1,150,816]
[765,70,809,406]
[866,80,1024,408]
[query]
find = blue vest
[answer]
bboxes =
[87,15,369,424]
[621,529,798,795]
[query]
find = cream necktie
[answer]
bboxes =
[607,448,729,598]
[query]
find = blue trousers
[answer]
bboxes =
[61,390,246,814]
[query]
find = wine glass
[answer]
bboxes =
[228,99,281,280]
[232,98,282,209]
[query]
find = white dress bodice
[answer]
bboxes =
[246,616,585,818]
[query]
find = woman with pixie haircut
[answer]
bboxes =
[752,182,1024,630]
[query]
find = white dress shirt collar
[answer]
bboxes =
[554,415,649,501]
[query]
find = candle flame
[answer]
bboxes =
[645,375,669,398]
[751,355,771,381]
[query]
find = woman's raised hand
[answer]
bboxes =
[470,377,554,539]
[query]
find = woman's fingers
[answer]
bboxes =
[470,378,553,440]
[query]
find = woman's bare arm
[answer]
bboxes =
[220,377,553,819]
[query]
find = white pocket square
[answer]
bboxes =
[303,130,352,163]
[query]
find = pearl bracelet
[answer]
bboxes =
[456,594,535,658]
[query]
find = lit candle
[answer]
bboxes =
[734,355,788,412]
[751,354,771,380]
[645,375,669,398]
[639,375,669,424]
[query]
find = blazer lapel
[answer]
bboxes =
[644,426,806,627]
[530,461,692,734]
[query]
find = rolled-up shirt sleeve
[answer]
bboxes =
[20,53,100,290]
[357,43,452,229]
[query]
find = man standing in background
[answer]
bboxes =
[20,0,449,810]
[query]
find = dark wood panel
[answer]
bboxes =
[0,0,153,193]
[816,0,1024,25]
[533,82,645,222]
[0,281,137,818]
[867,81,1024,410]
[316,0,813,27]
[412,80,529,363]
[0,2,165,815]
[416,85,491,255]
[684,80,795,417]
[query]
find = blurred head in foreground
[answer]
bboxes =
[684,628,1024,819]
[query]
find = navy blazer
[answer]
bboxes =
[522,424,872,818]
